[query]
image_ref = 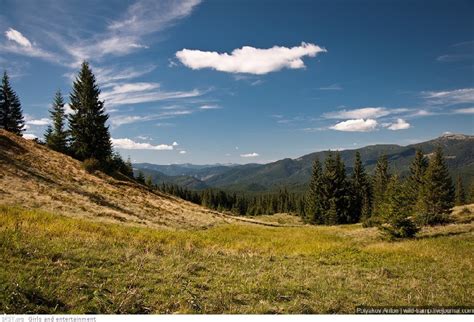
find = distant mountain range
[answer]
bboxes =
[134,133,474,193]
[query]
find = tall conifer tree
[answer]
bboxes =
[416,147,455,225]
[305,158,323,223]
[372,154,390,218]
[0,71,24,135]
[68,62,112,162]
[455,176,466,206]
[350,152,371,223]
[45,90,68,153]
[406,149,428,211]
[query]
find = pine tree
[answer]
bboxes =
[145,175,153,187]
[350,152,371,223]
[0,71,24,135]
[455,176,466,206]
[380,175,419,239]
[305,158,323,223]
[125,156,134,178]
[45,90,68,153]
[372,154,390,219]
[406,149,428,212]
[68,62,112,162]
[416,147,455,225]
[321,152,348,224]
[136,171,145,184]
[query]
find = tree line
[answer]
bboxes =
[304,148,467,238]
[0,64,133,177]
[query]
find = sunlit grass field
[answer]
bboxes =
[1,205,473,313]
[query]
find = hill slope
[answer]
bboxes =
[0,130,231,229]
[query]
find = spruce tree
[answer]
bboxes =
[45,90,68,153]
[372,154,390,219]
[406,149,428,212]
[305,158,323,223]
[350,152,371,223]
[68,62,112,162]
[321,152,348,224]
[136,171,145,184]
[0,71,24,135]
[380,175,419,239]
[455,176,466,206]
[416,146,455,225]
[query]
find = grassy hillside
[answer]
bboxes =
[0,129,232,229]
[1,205,472,313]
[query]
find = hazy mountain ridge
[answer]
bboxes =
[135,134,474,192]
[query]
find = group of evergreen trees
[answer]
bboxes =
[155,182,305,216]
[0,71,25,135]
[305,152,370,225]
[305,147,458,238]
[0,64,132,177]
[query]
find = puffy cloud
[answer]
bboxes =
[176,42,326,75]
[179,150,187,154]
[323,107,401,119]
[329,119,378,132]
[22,133,38,140]
[111,138,174,150]
[386,118,411,130]
[240,152,259,158]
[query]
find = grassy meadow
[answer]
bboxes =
[0,205,473,313]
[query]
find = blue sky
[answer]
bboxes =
[1,0,473,164]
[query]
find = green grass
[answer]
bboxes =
[0,205,473,313]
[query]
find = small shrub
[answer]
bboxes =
[82,158,101,173]
[459,207,472,216]
[380,217,420,240]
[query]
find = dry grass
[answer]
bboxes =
[0,129,235,229]
[1,205,473,313]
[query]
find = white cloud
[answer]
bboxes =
[25,118,50,126]
[179,150,187,154]
[329,119,378,132]
[100,82,202,106]
[176,42,326,75]
[1,28,56,61]
[423,88,474,105]
[323,107,401,119]
[172,141,179,146]
[386,118,411,130]
[64,0,201,64]
[240,152,259,158]
[319,84,342,90]
[199,104,221,110]
[5,28,32,47]
[111,138,174,150]
[110,110,194,127]
[454,107,474,114]
[22,133,38,140]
